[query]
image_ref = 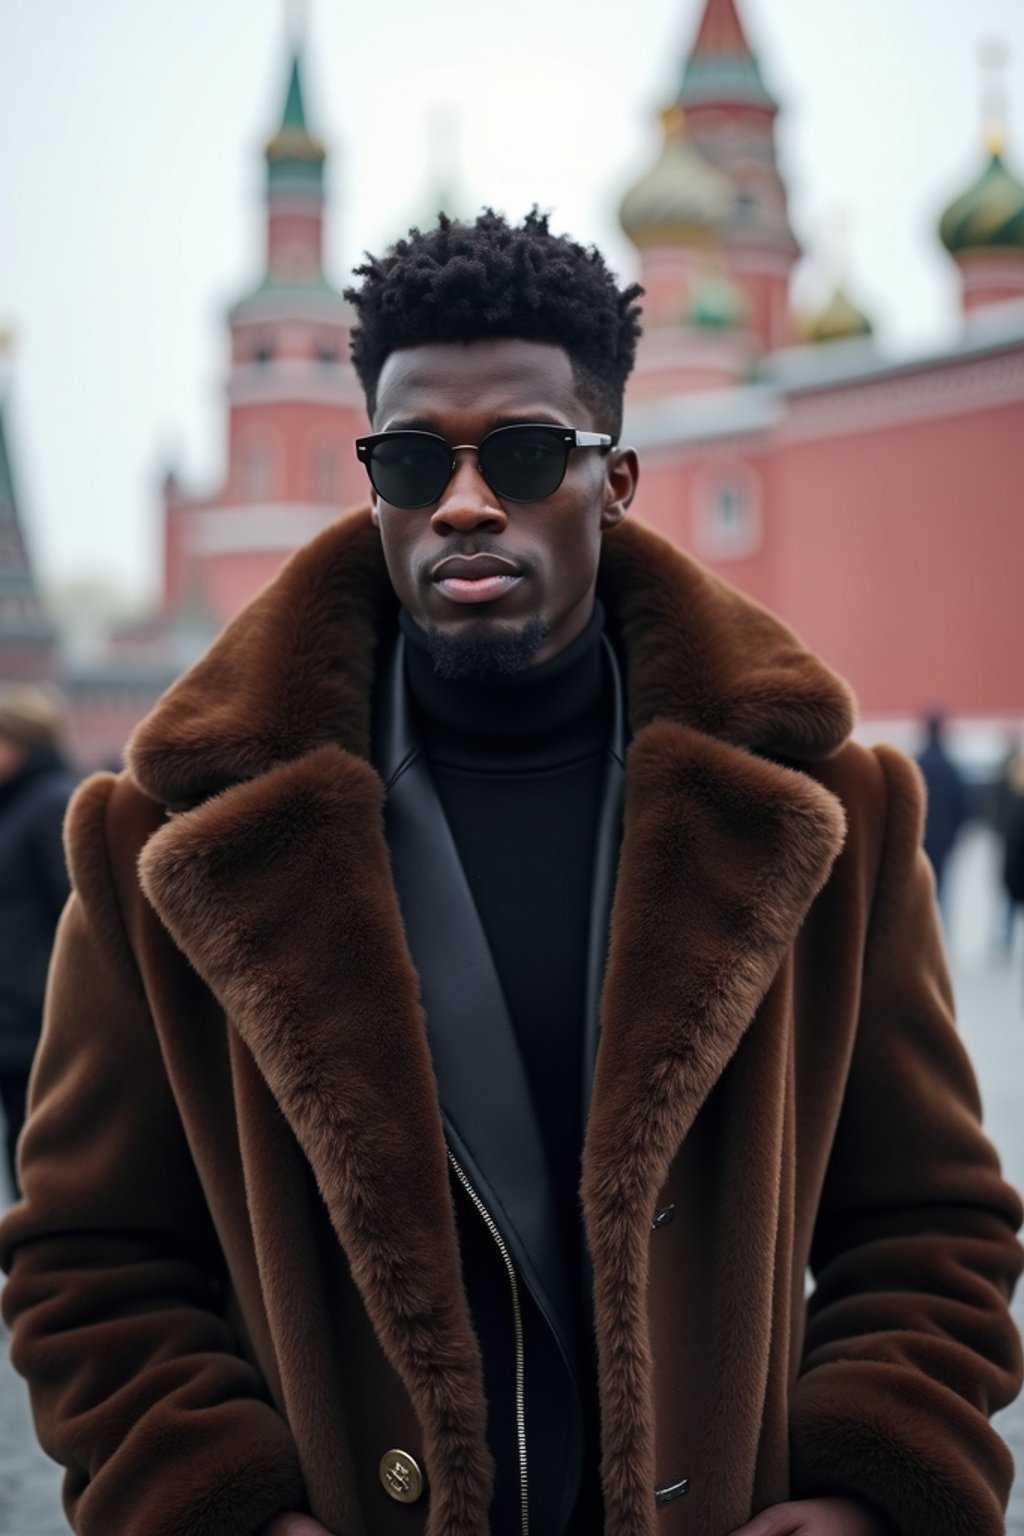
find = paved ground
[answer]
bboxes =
[0,827,1022,1535]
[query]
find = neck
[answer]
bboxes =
[400,603,609,770]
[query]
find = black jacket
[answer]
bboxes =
[915,740,968,868]
[1004,793,1024,903]
[0,746,77,1071]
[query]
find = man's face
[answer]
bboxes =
[369,338,638,674]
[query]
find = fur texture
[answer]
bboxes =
[1,511,1020,1536]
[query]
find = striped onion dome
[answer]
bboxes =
[620,109,734,248]
[939,148,1024,254]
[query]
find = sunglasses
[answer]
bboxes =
[355,423,613,510]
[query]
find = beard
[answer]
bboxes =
[423,617,549,680]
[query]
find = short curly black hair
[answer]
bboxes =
[344,208,643,439]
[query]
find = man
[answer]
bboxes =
[1002,748,1024,984]
[1,211,1021,1536]
[992,732,1022,957]
[914,710,969,919]
[0,685,76,1195]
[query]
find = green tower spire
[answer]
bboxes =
[264,47,325,195]
[281,52,308,132]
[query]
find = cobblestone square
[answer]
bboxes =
[1,828,1022,1535]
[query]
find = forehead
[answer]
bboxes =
[373,338,587,429]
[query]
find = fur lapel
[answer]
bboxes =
[129,508,853,1533]
[137,746,493,1536]
[582,722,846,1534]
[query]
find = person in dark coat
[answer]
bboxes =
[0,685,77,1195]
[993,735,1024,954]
[915,709,969,915]
[1003,753,1024,994]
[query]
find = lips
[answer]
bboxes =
[431,554,522,581]
[430,552,524,606]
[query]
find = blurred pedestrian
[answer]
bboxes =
[0,685,77,1196]
[915,709,969,917]
[1002,752,1024,973]
[993,733,1024,956]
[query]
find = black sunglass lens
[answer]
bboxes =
[370,436,450,508]
[481,428,568,502]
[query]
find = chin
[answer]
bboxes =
[424,616,550,681]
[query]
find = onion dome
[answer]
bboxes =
[939,147,1024,255]
[805,284,874,344]
[687,269,748,329]
[620,108,734,248]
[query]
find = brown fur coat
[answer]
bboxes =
[1,511,1021,1536]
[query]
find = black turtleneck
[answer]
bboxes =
[401,603,610,1230]
[400,605,609,1536]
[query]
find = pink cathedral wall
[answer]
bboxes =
[631,390,1023,719]
[770,398,1023,718]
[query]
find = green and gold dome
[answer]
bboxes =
[939,141,1024,255]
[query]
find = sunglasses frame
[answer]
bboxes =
[354,423,613,509]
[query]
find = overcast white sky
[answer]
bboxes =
[2,0,1023,600]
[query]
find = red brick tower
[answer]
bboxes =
[621,0,801,357]
[677,0,801,352]
[619,0,801,395]
[161,40,368,627]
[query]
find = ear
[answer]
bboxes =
[600,446,639,531]
[371,499,382,529]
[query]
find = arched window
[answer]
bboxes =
[314,446,338,503]
[694,464,762,560]
[244,439,274,501]
[734,191,756,226]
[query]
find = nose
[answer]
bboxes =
[429,450,508,535]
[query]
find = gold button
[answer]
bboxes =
[379,1448,425,1504]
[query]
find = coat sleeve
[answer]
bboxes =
[0,775,307,1536]
[28,774,74,918]
[789,746,1024,1535]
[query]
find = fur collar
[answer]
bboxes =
[127,509,855,806]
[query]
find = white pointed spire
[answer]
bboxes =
[285,0,309,50]
[978,38,1010,156]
